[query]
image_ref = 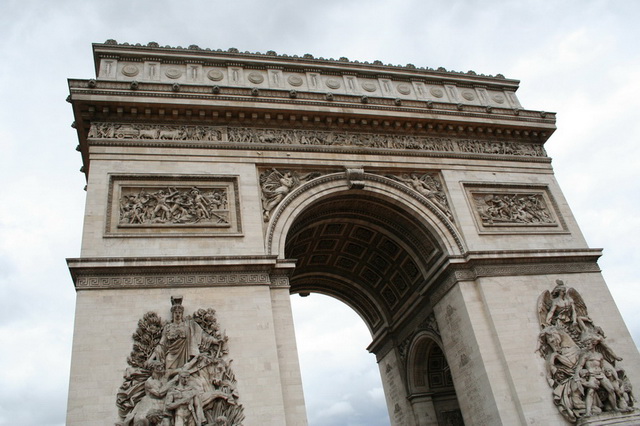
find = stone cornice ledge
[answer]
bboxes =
[427,248,604,306]
[454,248,603,264]
[67,255,297,289]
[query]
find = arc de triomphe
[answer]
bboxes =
[66,41,640,425]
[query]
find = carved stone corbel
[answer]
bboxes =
[345,167,365,189]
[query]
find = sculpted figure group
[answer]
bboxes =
[119,187,229,226]
[259,169,322,221]
[388,173,453,220]
[475,193,553,225]
[537,280,635,423]
[116,297,244,426]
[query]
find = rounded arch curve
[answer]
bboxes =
[267,172,465,258]
[267,172,465,334]
[406,331,445,395]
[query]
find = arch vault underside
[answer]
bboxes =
[284,191,444,335]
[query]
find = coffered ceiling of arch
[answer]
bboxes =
[285,194,444,333]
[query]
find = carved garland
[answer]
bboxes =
[116,297,244,426]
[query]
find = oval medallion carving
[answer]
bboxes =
[207,69,224,81]
[248,72,264,84]
[326,78,341,89]
[462,90,475,101]
[165,68,183,79]
[362,81,377,92]
[121,64,139,77]
[397,84,411,95]
[492,94,505,104]
[430,87,444,98]
[287,75,303,86]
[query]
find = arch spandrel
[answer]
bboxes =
[267,172,466,259]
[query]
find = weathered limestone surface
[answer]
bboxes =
[66,41,640,425]
[67,286,294,425]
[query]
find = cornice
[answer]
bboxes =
[68,79,555,127]
[66,255,283,289]
[426,248,603,307]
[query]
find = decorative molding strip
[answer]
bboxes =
[430,260,601,306]
[97,40,513,81]
[75,272,272,289]
[269,275,291,287]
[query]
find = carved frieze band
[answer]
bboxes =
[75,272,273,289]
[106,175,242,237]
[464,183,566,234]
[89,122,547,158]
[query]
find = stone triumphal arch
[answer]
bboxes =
[66,41,640,425]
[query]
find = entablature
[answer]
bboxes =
[69,41,557,180]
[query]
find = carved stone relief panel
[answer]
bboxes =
[537,280,637,423]
[88,122,547,159]
[464,183,566,234]
[116,296,245,426]
[89,122,225,141]
[106,175,242,237]
[385,172,453,222]
[259,168,325,221]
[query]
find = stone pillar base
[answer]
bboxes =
[577,410,640,425]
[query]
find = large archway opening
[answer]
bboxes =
[290,293,390,426]
[284,190,445,335]
[280,185,463,425]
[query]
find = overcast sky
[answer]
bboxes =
[1,1,639,425]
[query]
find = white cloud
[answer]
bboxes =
[1,1,639,425]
